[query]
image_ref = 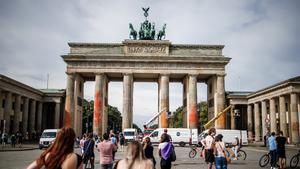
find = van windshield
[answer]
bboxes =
[124,131,134,136]
[41,132,57,138]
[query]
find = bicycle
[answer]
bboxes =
[290,150,300,168]
[258,151,279,167]
[225,146,247,160]
[189,145,205,158]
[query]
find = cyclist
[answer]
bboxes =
[232,136,240,160]
[268,132,277,169]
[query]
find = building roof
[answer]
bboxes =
[248,75,300,98]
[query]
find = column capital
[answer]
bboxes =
[216,73,226,77]
[159,73,170,77]
[123,73,133,76]
[188,73,198,77]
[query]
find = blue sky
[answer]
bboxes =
[1,0,300,128]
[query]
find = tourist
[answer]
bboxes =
[26,127,83,169]
[83,133,95,169]
[163,128,172,141]
[11,133,16,148]
[17,131,23,148]
[268,132,277,169]
[158,133,173,169]
[214,134,227,169]
[264,131,270,147]
[231,136,240,160]
[203,127,216,169]
[276,131,287,169]
[119,133,125,150]
[1,132,7,147]
[80,134,86,154]
[115,140,153,169]
[97,133,114,169]
[110,133,118,161]
[143,136,156,168]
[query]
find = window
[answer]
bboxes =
[150,131,158,137]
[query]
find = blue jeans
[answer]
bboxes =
[215,156,227,169]
[270,150,277,167]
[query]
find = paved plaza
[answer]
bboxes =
[0,144,299,169]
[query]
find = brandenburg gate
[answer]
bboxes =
[62,9,231,136]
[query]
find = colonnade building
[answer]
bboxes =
[227,76,300,144]
[0,74,65,136]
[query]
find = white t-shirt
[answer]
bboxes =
[204,135,214,150]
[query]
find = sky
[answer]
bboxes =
[1,0,300,129]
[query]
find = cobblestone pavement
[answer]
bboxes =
[0,145,299,169]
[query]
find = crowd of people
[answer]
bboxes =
[200,127,242,169]
[1,131,23,148]
[26,128,176,169]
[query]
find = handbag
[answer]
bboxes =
[218,143,231,164]
[170,145,176,162]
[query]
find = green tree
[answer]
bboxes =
[82,99,122,134]
[108,105,122,133]
[198,101,208,132]
[170,101,208,131]
[133,123,142,134]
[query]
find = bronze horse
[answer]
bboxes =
[157,24,166,40]
[129,23,137,40]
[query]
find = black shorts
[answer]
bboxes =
[277,149,286,158]
[205,149,215,163]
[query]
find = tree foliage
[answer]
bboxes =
[82,99,122,134]
[170,101,208,131]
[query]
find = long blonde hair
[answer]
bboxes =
[125,141,146,169]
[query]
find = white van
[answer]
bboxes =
[199,129,248,146]
[39,129,60,149]
[123,128,138,143]
[148,128,194,147]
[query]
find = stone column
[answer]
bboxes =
[22,97,29,135]
[261,100,267,138]
[182,76,188,128]
[247,104,253,141]
[215,74,226,128]
[187,74,198,129]
[122,74,133,130]
[94,74,105,136]
[270,98,277,133]
[102,76,108,135]
[4,92,12,133]
[29,99,36,133]
[159,74,169,128]
[13,95,21,133]
[290,93,299,144]
[64,73,75,128]
[279,96,287,136]
[74,74,84,136]
[37,102,43,133]
[55,102,61,129]
[0,89,3,120]
[254,103,261,141]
